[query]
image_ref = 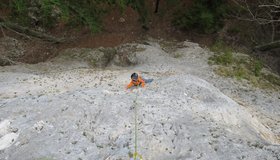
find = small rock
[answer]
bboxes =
[119,17,125,23]
[20,138,29,146]
[10,128,18,133]
[33,121,45,132]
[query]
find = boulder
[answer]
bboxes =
[0,56,14,66]
[113,44,138,66]
[56,44,140,68]
[57,47,116,68]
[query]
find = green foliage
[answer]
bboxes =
[209,41,233,65]
[227,27,241,35]
[174,52,182,58]
[8,0,105,32]
[263,74,280,86]
[40,0,60,28]
[7,0,149,32]
[0,2,6,8]
[211,52,233,65]
[173,0,228,33]
[166,0,180,7]
[210,41,229,53]
[116,0,127,13]
[128,0,148,26]
[10,0,29,25]
[209,41,279,90]
[254,60,263,77]
[68,2,102,32]
[234,65,247,80]
[199,11,214,32]
[11,0,27,14]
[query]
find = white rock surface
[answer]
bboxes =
[0,120,19,151]
[0,39,279,160]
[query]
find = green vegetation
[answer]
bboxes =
[209,51,233,66]
[209,41,233,65]
[129,0,148,27]
[253,60,263,77]
[40,0,64,28]
[174,52,183,58]
[173,0,228,33]
[226,27,241,35]
[10,0,29,25]
[209,41,280,90]
[7,0,103,31]
[5,0,149,32]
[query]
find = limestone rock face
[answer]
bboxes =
[113,44,138,66]
[56,47,116,68]
[0,40,279,160]
[56,44,139,68]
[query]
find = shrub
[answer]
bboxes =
[8,0,104,32]
[263,74,280,86]
[10,0,29,25]
[7,0,149,32]
[254,60,263,77]
[40,0,61,28]
[234,65,247,80]
[210,52,233,65]
[209,41,234,65]
[210,42,280,90]
[173,0,228,33]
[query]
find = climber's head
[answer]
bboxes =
[131,73,138,81]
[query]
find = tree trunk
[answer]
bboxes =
[154,0,160,13]
[255,40,280,51]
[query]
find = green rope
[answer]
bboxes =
[134,94,138,160]
[133,94,143,160]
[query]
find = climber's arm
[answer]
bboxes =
[139,79,145,87]
[126,81,134,89]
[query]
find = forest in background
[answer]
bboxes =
[0,0,279,74]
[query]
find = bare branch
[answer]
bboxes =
[1,23,31,39]
[255,40,280,51]
[0,25,5,37]
[230,0,280,45]
[0,22,63,43]
[258,5,280,8]
[245,1,257,20]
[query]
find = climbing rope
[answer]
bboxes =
[132,93,143,160]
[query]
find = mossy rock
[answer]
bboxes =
[57,47,116,68]
[113,44,139,66]
[57,44,141,67]
[0,56,13,66]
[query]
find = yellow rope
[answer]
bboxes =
[133,94,143,160]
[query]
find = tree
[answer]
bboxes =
[154,0,160,13]
[231,0,280,50]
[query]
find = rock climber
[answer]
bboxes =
[126,72,153,89]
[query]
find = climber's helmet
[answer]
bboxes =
[131,73,138,81]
